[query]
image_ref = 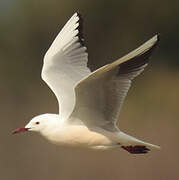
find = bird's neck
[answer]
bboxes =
[39,114,64,140]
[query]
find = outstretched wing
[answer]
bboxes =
[70,35,159,131]
[42,13,91,120]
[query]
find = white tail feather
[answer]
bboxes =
[118,131,161,149]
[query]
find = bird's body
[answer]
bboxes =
[40,115,114,149]
[13,13,160,154]
[31,114,159,151]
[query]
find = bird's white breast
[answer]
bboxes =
[41,123,115,149]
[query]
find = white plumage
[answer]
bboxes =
[13,13,160,154]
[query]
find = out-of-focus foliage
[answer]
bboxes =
[1,0,179,180]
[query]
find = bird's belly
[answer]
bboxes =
[44,125,114,149]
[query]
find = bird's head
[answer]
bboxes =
[12,114,59,134]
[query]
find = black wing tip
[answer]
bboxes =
[76,11,82,18]
[156,33,160,42]
[148,33,160,57]
[151,33,160,48]
[155,34,160,48]
[75,12,85,46]
[118,34,160,73]
[150,33,160,51]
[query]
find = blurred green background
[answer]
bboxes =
[1,0,179,180]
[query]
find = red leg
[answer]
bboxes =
[121,145,150,154]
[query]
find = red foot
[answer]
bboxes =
[121,145,150,154]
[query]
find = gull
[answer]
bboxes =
[13,13,160,154]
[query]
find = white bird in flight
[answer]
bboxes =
[13,13,160,154]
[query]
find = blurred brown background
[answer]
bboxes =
[1,0,179,180]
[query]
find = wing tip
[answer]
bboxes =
[68,12,86,49]
[148,33,160,57]
[74,12,86,48]
[156,33,160,46]
[156,33,160,41]
[156,33,160,40]
[150,33,160,48]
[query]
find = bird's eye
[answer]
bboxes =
[35,122,40,125]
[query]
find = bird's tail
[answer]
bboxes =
[117,131,160,154]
